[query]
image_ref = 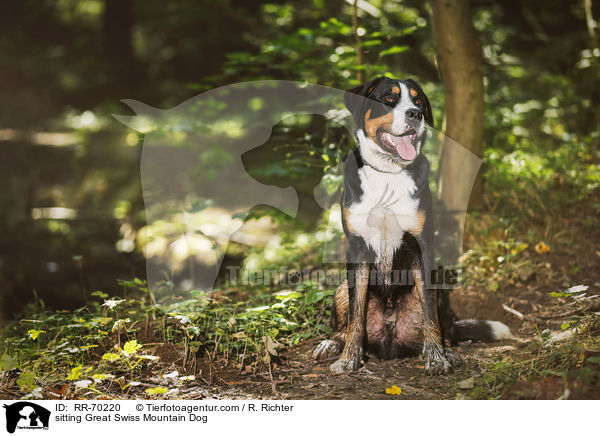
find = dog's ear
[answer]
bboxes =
[404,79,434,128]
[344,76,386,124]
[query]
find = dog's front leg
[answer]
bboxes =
[329,261,369,374]
[420,277,451,375]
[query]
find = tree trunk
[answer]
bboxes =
[431,0,484,209]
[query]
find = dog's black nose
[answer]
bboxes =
[405,108,423,121]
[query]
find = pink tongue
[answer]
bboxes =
[389,134,416,160]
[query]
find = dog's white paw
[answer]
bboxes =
[329,357,360,374]
[312,339,341,360]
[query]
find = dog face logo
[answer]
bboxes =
[115,81,341,294]
[3,402,50,433]
[115,80,479,295]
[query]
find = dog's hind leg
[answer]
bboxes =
[313,280,348,360]
[436,290,464,367]
[438,283,512,344]
[438,290,458,345]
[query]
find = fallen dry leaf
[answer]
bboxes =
[535,241,550,253]
[385,385,402,395]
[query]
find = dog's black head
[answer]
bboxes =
[344,76,433,170]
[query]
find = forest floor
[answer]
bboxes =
[135,212,600,400]
[137,286,599,400]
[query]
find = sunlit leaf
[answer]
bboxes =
[27,329,46,340]
[102,352,121,362]
[102,298,126,309]
[145,387,168,395]
[139,355,159,361]
[92,317,112,326]
[112,318,130,332]
[566,285,589,293]
[379,46,409,57]
[92,373,114,382]
[123,340,143,356]
[171,314,191,324]
[385,385,402,395]
[66,365,83,381]
[91,291,109,299]
[534,241,550,253]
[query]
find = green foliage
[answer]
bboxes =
[169,280,333,357]
[0,277,333,398]
[17,371,38,393]
[468,314,600,399]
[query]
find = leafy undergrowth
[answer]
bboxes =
[0,280,332,399]
[466,288,600,400]
[2,279,599,400]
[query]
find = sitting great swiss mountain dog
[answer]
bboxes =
[314,76,511,375]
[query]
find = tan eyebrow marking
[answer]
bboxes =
[391,86,400,94]
[410,88,418,97]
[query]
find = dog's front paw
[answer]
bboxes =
[422,343,456,375]
[313,339,342,360]
[424,355,452,375]
[329,357,361,374]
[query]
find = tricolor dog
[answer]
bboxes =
[314,76,511,375]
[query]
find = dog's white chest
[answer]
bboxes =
[347,166,419,273]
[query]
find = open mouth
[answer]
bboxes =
[379,129,418,161]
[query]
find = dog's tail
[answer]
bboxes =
[452,319,513,342]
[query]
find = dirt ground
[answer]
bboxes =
[137,292,574,400]
[139,266,599,401]
[208,339,520,400]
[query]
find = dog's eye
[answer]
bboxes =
[415,98,422,106]
[384,95,394,104]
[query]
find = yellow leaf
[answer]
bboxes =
[510,243,529,255]
[385,385,402,395]
[145,386,168,395]
[123,339,142,356]
[91,373,113,381]
[101,352,121,362]
[66,365,83,381]
[535,241,550,254]
[27,329,46,340]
